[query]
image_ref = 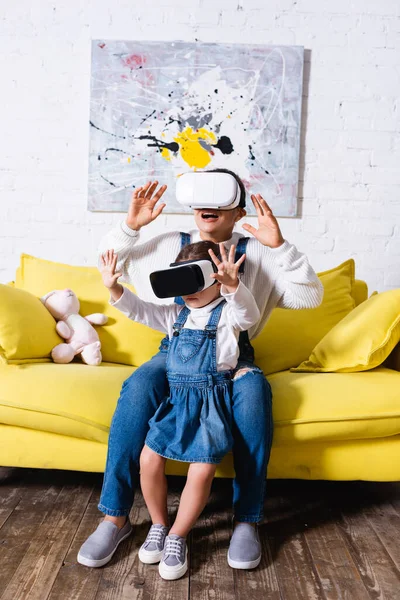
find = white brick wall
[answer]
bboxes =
[1,0,399,291]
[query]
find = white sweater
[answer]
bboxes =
[99,221,324,339]
[111,280,260,371]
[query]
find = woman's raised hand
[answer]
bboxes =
[208,243,245,293]
[126,180,167,231]
[242,194,284,248]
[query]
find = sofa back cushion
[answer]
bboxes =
[292,288,400,373]
[15,254,163,367]
[0,284,62,364]
[253,259,356,375]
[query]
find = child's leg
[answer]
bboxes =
[140,445,168,525]
[170,463,216,538]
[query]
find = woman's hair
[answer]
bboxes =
[175,241,223,263]
[205,167,246,208]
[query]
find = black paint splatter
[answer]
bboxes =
[249,145,269,175]
[140,109,157,125]
[136,135,179,153]
[100,175,117,187]
[90,120,127,139]
[214,136,234,155]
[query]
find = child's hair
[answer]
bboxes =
[175,241,223,263]
[205,167,246,208]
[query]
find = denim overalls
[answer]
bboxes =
[159,234,254,363]
[144,299,234,464]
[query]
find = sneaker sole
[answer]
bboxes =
[159,550,188,580]
[227,553,261,570]
[138,548,164,564]
[77,527,133,568]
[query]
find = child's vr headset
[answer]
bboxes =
[150,258,218,299]
[176,172,241,210]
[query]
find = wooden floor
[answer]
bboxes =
[0,468,399,600]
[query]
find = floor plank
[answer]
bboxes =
[1,482,93,600]
[0,478,64,595]
[337,508,400,600]
[362,502,400,573]
[264,486,326,600]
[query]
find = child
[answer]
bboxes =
[100,240,260,580]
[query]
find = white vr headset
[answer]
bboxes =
[150,258,217,299]
[176,172,241,210]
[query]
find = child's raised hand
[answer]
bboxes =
[100,250,122,290]
[208,243,245,293]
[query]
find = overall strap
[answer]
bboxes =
[235,237,249,274]
[180,231,191,248]
[204,299,226,337]
[172,305,191,334]
[174,232,192,306]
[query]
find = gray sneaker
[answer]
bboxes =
[227,523,261,569]
[158,534,188,580]
[77,519,132,568]
[138,524,169,564]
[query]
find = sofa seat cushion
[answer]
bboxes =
[2,363,399,447]
[269,367,400,445]
[0,362,135,444]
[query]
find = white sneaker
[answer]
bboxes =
[158,534,188,580]
[138,524,169,564]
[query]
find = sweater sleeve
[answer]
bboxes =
[98,220,182,283]
[221,281,261,331]
[110,286,179,335]
[265,240,324,309]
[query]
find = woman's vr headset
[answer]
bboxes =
[176,172,241,210]
[150,258,218,299]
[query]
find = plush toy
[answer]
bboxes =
[41,289,108,366]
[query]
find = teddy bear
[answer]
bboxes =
[41,289,108,366]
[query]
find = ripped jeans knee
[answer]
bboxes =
[233,365,264,381]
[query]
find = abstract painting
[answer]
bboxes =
[88,40,304,216]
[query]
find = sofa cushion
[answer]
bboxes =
[0,284,61,365]
[269,367,400,445]
[253,259,357,375]
[353,279,368,306]
[293,289,400,373]
[1,362,399,446]
[15,254,163,367]
[0,362,134,443]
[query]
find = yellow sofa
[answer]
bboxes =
[1,254,399,481]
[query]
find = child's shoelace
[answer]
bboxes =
[145,526,166,546]
[164,538,184,559]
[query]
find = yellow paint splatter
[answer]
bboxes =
[127,156,131,163]
[161,148,171,161]
[170,127,217,169]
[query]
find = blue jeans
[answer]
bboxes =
[99,351,273,523]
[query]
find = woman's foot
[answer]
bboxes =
[77,518,132,568]
[158,534,188,580]
[227,523,261,569]
[138,524,169,564]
